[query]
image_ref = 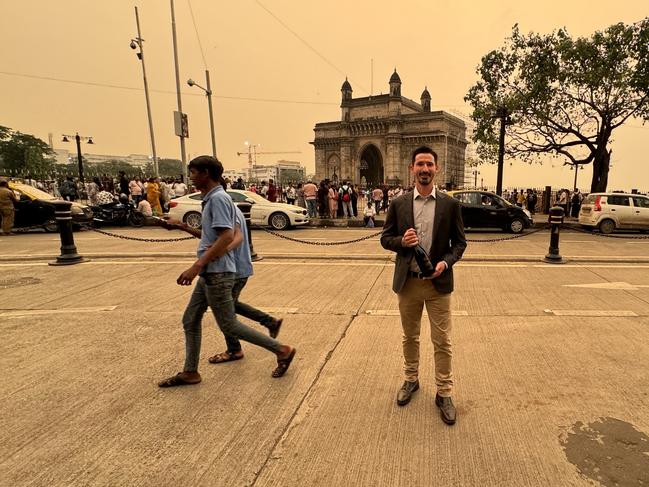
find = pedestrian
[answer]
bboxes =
[296,182,306,209]
[0,179,18,235]
[328,183,338,218]
[380,146,467,425]
[339,181,354,218]
[317,181,329,218]
[137,197,152,217]
[146,177,163,216]
[516,189,526,208]
[372,185,383,214]
[158,156,296,387]
[172,177,188,197]
[351,184,359,217]
[286,183,296,206]
[363,199,376,227]
[60,176,78,202]
[267,179,277,202]
[526,189,538,215]
[303,180,318,217]
[207,204,284,364]
[558,189,569,214]
[87,177,101,206]
[118,171,130,198]
[259,181,269,199]
[129,177,143,205]
[571,189,582,218]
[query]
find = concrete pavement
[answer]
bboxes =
[1,229,649,486]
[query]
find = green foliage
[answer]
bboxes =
[0,125,56,178]
[465,19,649,192]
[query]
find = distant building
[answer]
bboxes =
[247,160,306,184]
[312,70,468,188]
[223,169,248,182]
[53,150,152,168]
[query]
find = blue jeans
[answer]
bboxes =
[182,273,281,372]
[306,199,318,218]
[224,277,276,353]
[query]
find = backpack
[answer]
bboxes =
[341,186,351,202]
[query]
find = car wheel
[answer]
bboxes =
[598,219,615,234]
[508,217,525,234]
[44,220,59,233]
[183,211,202,229]
[269,212,290,230]
[128,212,145,227]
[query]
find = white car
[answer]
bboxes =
[579,192,649,234]
[167,189,310,230]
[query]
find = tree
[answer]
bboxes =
[465,19,649,192]
[0,125,56,178]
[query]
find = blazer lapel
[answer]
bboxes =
[403,191,414,230]
[431,192,445,252]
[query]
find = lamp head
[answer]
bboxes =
[130,40,137,50]
[187,79,195,87]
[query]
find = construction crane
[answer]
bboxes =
[236,143,301,180]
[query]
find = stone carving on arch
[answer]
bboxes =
[327,154,340,180]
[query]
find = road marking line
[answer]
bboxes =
[0,306,118,317]
[259,307,299,314]
[564,282,649,290]
[543,309,638,317]
[364,310,468,316]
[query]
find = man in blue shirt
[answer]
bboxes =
[158,156,296,387]
[208,205,285,364]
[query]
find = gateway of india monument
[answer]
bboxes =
[312,70,468,189]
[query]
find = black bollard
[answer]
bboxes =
[48,201,88,266]
[544,206,565,264]
[236,202,262,262]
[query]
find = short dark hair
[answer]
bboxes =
[411,146,438,164]
[188,155,224,181]
[0,180,8,187]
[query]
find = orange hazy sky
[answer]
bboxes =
[1,0,647,190]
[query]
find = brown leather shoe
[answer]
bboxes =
[396,380,419,406]
[435,393,456,425]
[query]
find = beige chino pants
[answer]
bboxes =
[397,277,453,396]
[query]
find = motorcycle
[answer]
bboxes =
[90,195,145,227]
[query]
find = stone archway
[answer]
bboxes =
[359,144,383,188]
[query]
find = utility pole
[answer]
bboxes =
[495,106,510,196]
[132,6,158,176]
[170,0,187,175]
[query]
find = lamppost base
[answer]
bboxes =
[543,254,565,264]
[49,256,89,266]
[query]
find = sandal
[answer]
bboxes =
[208,351,244,364]
[272,348,296,378]
[158,373,201,388]
[267,318,283,339]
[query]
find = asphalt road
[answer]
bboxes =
[1,227,648,486]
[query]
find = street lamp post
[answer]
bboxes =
[62,133,93,185]
[472,169,480,189]
[131,6,159,176]
[187,70,217,158]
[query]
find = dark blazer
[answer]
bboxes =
[380,190,467,294]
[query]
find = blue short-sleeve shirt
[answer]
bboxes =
[198,185,236,273]
[232,206,253,278]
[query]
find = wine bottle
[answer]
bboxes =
[414,244,435,277]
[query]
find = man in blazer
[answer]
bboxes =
[380,146,466,425]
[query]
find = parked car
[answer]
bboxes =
[9,182,93,232]
[167,189,310,230]
[579,192,649,234]
[447,190,532,233]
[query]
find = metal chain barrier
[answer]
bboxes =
[81,224,196,242]
[563,225,649,240]
[252,225,383,245]
[13,224,49,233]
[465,225,550,242]
[253,224,549,245]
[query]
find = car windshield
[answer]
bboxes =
[239,191,267,203]
[12,184,57,201]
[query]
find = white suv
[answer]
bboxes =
[579,193,649,234]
